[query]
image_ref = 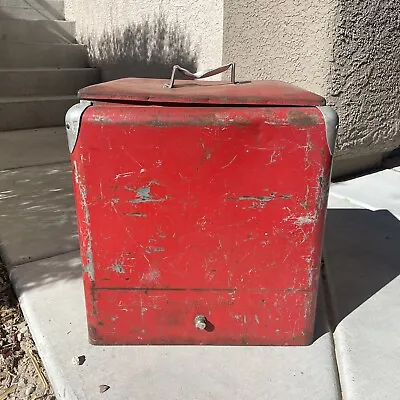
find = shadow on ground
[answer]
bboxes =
[323,208,400,329]
[0,164,78,268]
[82,12,198,82]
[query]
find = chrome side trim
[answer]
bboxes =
[317,106,339,155]
[65,100,92,153]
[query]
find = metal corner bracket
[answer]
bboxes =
[317,106,339,156]
[65,100,92,153]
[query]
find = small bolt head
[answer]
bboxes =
[194,315,207,330]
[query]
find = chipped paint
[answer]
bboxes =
[200,140,213,161]
[295,214,316,226]
[127,183,167,204]
[93,114,112,123]
[227,193,292,208]
[141,269,160,282]
[115,171,134,180]
[109,262,125,274]
[145,246,165,254]
[74,160,94,281]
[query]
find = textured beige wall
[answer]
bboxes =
[328,0,400,160]
[64,0,223,81]
[65,0,400,174]
[223,0,336,95]
[223,0,400,169]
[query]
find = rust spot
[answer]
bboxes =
[122,212,147,217]
[288,110,319,127]
[300,201,308,209]
[90,114,253,127]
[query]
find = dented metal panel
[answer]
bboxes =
[67,82,336,346]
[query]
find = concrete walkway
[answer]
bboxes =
[1,128,399,399]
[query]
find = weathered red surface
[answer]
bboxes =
[78,78,326,106]
[71,102,332,345]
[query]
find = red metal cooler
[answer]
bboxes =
[65,64,338,346]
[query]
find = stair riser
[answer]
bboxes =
[0,20,75,44]
[0,43,88,68]
[0,127,70,170]
[0,98,77,131]
[0,70,100,96]
[0,0,64,20]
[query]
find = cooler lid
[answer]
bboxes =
[79,64,325,107]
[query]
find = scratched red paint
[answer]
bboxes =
[70,78,334,345]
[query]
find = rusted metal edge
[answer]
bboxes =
[317,106,339,155]
[65,100,92,153]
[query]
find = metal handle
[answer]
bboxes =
[166,63,236,88]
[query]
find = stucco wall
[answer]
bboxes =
[64,0,223,81]
[328,0,400,160]
[65,0,400,176]
[223,0,400,172]
[223,0,337,96]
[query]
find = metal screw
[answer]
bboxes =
[194,315,207,330]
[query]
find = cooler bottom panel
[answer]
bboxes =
[88,288,315,346]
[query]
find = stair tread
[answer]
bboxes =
[0,68,97,72]
[0,42,85,47]
[0,95,77,103]
[0,126,65,134]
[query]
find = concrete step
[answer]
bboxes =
[0,68,100,96]
[0,0,64,21]
[0,19,75,44]
[0,163,78,266]
[0,96,77,131]
[0,127,69,170]
[8,251,341,400]
[325,191,400,400]
[0,42,88,68]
